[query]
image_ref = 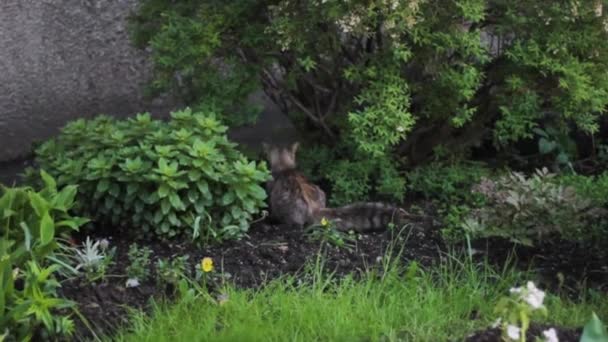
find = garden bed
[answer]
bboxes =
[58,202,608,340]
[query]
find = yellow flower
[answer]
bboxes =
[201,257,214,273]
[320,217,329,227]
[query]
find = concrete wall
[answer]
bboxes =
[0,0,175,162]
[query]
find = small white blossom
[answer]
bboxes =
[99,238,110,250]
[507,325,521,340]
[397,126,406,133]
[510,281,545,309]
[523,281,545,309]
[543,328,559,342]
[125,278,140,288]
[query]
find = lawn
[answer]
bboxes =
[110,253,607,342]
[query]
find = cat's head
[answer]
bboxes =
[262,142,299,172]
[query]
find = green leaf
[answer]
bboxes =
[158,184,171,198]
[56,218,89,230]
[221,192,235,206]
[39,212,55,245]
[161,198,171,215]
[20,222,32,251]
[29,192,48,217]
[53,185,78,211]
[40,169,57,194]
[192,216,201,241]
[169,193,184,210]
[581,312,608,342]
[97,179,110,194]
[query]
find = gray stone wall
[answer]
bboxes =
[0,0,175,162]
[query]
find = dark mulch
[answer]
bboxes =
[469,237,608,295]
[56,201,608,341]
[60,210,444,340]
[466,323,582,342]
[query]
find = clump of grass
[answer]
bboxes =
[109,253,608,342]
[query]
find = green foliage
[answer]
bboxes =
[463,168,604,246]
[298,143,406,206]
[558,172,608,206]
[406,161,489,203]
[581,312,608,342]
[112,255,606,341]
[0,171,87,340]
[406,161,490,242]
[126,244,153,283]
[32,108,270,242]
[69,237,115,283]
[305,218,355,249]
[493,281,548,342]
[155,255,190,292]
[129,0,608,171]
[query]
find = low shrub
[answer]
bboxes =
[0,171,88,340]
[297,143,406,206]
[406,161,490,204]
[31,108,270,242]
[558,172,608,206]
[463,168,605,246]
[405,161,490,242]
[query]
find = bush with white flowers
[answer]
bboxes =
[493,281,559,342]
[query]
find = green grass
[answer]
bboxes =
[110,255,608,342]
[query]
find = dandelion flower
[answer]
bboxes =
[201,257,214,273]
[506,324,521,340]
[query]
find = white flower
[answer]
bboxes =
[510,281,545,309]
[523,281,545,309]
[99,238,110,250]
[396,126,406,133]
[506,324,521,340]
[125,278,140,288]
[543,328,559,342]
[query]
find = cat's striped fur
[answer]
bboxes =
[263,142,408,232]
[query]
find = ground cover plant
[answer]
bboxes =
[31,108,270,243]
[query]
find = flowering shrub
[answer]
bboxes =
[494,281,551,342]
[31,108,270,242]
[463,168,604,246]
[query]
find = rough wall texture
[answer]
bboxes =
[0,0,176,162]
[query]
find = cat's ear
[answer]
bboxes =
[291,142,300,154]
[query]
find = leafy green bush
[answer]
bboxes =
[130,0,608,169]
[297,143,406,206]
[31,108,270,242]
[406,161,490,242]
[406,161,490,203]
[0,171,88,340]
[463,168,605,246]
[558,172,608,206]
